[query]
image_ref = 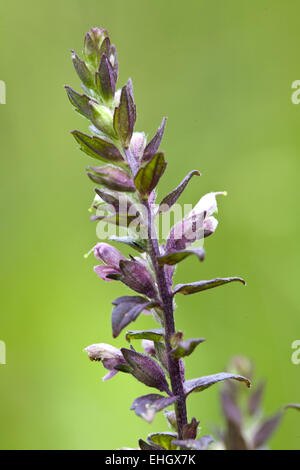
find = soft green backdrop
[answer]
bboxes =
[0,0,299,450]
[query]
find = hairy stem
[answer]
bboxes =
[144,200,188,438]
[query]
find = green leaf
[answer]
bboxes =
[113,83,136,148]
[131,394,177,423]
[173,277,246,295]
[126,328,165,343]
[110,235,148,253]
[148,433,178,451]
[171,337,205,359]
[184,373,251,396]
[71,51,95,90]
[157,248,205,266]
[65,86,93,118]
[71,130,124,163]
[134,152,167,198]
[159,170,201,213]
[138,439,163,450]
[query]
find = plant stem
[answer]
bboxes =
[144,200,188,439]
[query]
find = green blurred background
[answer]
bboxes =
[0,0,299,450]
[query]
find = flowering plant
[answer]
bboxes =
[65,27,298,450]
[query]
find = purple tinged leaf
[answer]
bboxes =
[184,373,251,396]
[113,84,136,148]
[155,342,169,372]
[119,260,157,298]
[109,45,118,81]
[142,117,167,163]
[87,165,135,192]
[71,130,124,163]
[252,412,282,449]
[147,433,178,450]
[96,54,116,101]
[221,389,242,426]
[159,170,201,213]
[99,36,111,57]
[134,152,167,198]
[182,418,200,440]
[65,86,94,118]
[125,329,165,343]
[248,381,265,416]
[173,277,246,296]
[111,296,158,338]
[157,248,205,267]
[130,394,177,423]
[121,348,171,394]
[109,235,148,253]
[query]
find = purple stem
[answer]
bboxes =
[144,200,188,439]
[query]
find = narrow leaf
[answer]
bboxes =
[248,382,265,416]
[159,170,201,213]
[253,412,282,449]
[71,51,95,89]
[173,277,246,296]
[134,152,167,198]
[121,348,171,394]
[157,248,205,266]
[65,86,93,118]
[71,130,123,163]
[126,329,165,343]
[182,418,200,440]
[87,165,135,192]
[110,235,148,253]
[131,394,177,423]
[147,433,178,451]
[96,54,115,101]
[285,403,300,411]
[184,373,251,396]
[113,84,136,148]
[138,439,163,450]
[142,117,167,162]
[111,296,157,338]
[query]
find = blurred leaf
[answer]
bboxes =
[164,410,177,431]
[126,328,165,343]
[111,296,157,338]
[148,432,178,450]
[130,393,177,423]
[142,117,167,162]
[172,435,213,450]
[253,412,282,449]
[173,277,246,295]
[184,373,250,396]
[134,152,167,198]
[158,248,205,266]
[285,403,300,411]
[159,170,201,213]
[121,348,171,394]
[71,130,124,163]
[248,381,265,416]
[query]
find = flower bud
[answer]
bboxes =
[94,243,126,268]
[87,165,135,192]
[129,132,146,161]
[84,27,108,67]
[142,339,156,356]
[85,343,125,381]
